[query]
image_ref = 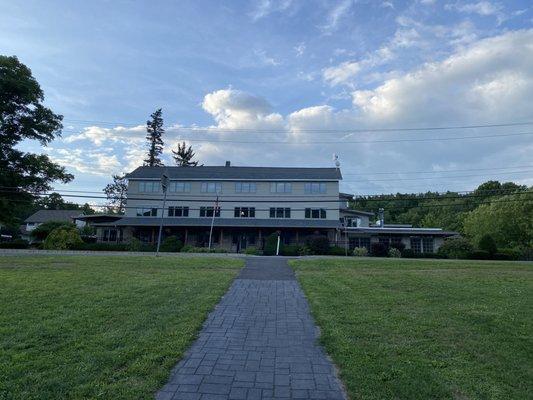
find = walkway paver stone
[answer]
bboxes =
[156,257,346,400]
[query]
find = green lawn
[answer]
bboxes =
[0,255,243,400]
[290,258,533,400]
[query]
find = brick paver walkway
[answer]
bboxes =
[156,257,346,400]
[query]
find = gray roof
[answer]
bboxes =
[24,209,83,223]
[125,166,343,181]
[346,227,458,236]
[93,217,340,229]
[340,209,375,217]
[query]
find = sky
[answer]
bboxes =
[1,0,533,199]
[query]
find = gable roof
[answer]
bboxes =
[125,166,343,181]
[24,209,82,223]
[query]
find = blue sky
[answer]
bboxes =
[2,0,532,199]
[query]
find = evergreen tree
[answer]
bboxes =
[172,141,201,167]
[103,174,128,213]
[0,55,73,228]
[144,108,164,167]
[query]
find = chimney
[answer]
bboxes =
[225,161,231,167]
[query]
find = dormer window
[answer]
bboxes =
[270,182,292,193]
[139,181,160,193]
[201,182,222,193]
[304,182,327,194]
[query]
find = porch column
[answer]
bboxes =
[184,229,188,244]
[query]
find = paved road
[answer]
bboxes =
[156,256,346,400]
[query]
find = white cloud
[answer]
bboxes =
[321,0,354,33]
[351,29,533,125]
[201,88,284,129]
[323,61,361,87]
[294,42,306,57]
[64,125,145,146]
[249,0,294,21]
[446,1,503,16]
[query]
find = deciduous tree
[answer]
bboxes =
[103,174,128,213]
[0,55,73,227]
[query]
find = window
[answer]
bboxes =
[102,228,116,242]
[139,181,160,193]
[349,237,370,250]
[235,182,257,193]
[270,182,292,193]
[136,207,157,217]
[305,208,327,219]
[234,207,255,218]
[168,206,189,217]
[410,237,422,253]
[269,207,291,218]
[423,237,434,253]
[169,181,191,193]
[200,206,220,217]
[201,182,222,193]
[304,182,327,194]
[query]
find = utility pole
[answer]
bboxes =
[344,217,348,256]
[156,173,169,256]
[208,196,219,250]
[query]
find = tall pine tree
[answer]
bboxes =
[144,108,164,167]
[172,142,201,166]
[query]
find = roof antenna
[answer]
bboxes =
[333,153,340,169]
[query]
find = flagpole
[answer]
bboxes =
[208,196,217,250]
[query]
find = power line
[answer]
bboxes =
[1,187,530,202]
[5,195,531,213]
[2,189,530,209]
[59,130,533,144]
[342,165,533,176]
[62,119,533,133]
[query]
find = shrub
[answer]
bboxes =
[281,244,301,256]
[437,237,473,259]
[478,234,497,255]
[31,221,76,241]
[43,226,83,250]
[388,248,402,258]
[79,225,95,237]
[160,236,183,252]
[244,246,259,255]
[401,248,415,258]
[467,250,491,260]
[370,242,388,257]
[329,246,347,256]
[390,242,405,252]
[181,244,193,253]
[498,248,522,261]
[0,239,29,249]
[128,237,143,251]
[305,235,330,255]
[263,233,279,256]
[492,253,512,261]
[353,247,368,257]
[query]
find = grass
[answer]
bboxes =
[0,255,243,400]
[290,258,533,400]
